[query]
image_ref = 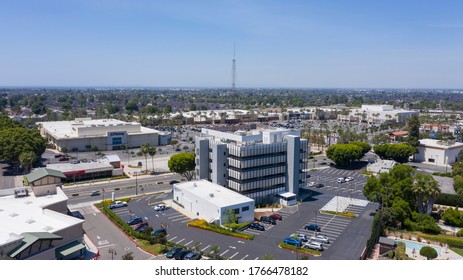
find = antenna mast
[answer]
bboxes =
[232,43,236,92]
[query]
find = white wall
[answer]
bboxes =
[415,147,462,165]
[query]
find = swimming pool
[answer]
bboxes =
[395,239,442,255]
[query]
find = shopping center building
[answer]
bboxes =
[37,118,168,152]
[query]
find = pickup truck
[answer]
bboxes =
[109,201,128,209]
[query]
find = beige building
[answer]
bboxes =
[0,169,85,260]
[37,118,161,152]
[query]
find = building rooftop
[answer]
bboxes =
[0,187,82,247]
[174,180,254,207]
[419,139,463,149]
[25,168,66,184]
[37,118,159,139]
[45,160,114,176]
[201,127,300,144]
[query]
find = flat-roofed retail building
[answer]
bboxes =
[37,118,165,152]
[173,180,255,225]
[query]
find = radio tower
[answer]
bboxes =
[232,43,236,92]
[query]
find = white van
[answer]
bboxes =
[14,187,29,198]
[337,178,346,183]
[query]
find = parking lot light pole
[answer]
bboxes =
[135,171,138,196]
[108,248,117,260]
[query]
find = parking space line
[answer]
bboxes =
[180,219,191,223]
[168,236,178,242]
[201,245,210,251]
[241,255,249,260]
[229,252,239,259]
[184,240,194,246]
[177,238,185,244]
[167,214,183,219]
[220,249,229,256]
[172,217,189,222]
[255,257,259,260]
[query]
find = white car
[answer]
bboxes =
[310,234,330,244]
[308,182,315,187]
[345,177,354,182]
[302,241,324,251]
[154,204,168,211]
[291,233,308,242]
[109,201,127,209]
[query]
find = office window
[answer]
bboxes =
[242,206,249,212]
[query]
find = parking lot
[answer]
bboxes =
[105,171,376,260]
[306,167,369,199]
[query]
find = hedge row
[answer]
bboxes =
[435,193,463,207]
[188,219,255,240]
[417,233,463,249]
[320,210,357,218]
[278,242,321,256]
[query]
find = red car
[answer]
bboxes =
[59,157,69,161]
[269,213,283,221]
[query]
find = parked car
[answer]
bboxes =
[132,221,149,231]
[174,249,191,260]
[54,154,64,158]
[303,241,324,251]
[306,174,311,178]
[269,213,283,221]
[175,148,181,152]
[109,201,127,209]
[291,233,308,242]
[136,225,150,233]
[260,216,276,225]
[308,182,315,187]
[169,180,180,185]
[127,216,143,226]
[310,234,330,244]
[90,190,101,196]
[314,183,324,188]
[345,176,354,182]
[248,222,265,231]
[59,157,69,161]
[337,177,346,183]
[151,228,167,237]
[166,246,182,258]
[154,204,169,211]
[184,251,202,260]
[283,237,302,247]
[304,224,321,232]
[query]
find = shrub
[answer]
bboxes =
[419,246,438,260]
[278,242,321,256]
[188,219,254,240]
[457,229,463,237]
[435,193,463,207]
[432,172,453,178]
[441,208,463,227]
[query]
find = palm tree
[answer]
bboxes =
[140,143,150,173]
[412,174,440,214]
[148,147,157,173]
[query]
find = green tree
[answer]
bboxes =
[350,141,371,155]
[140,143,150,173]
[419,246,438,260]
[407,114,421,153]
[125,101,139,112]
[168,152,196,181]
[148,146,157,173]
[326,143,363,166]
[441,208,463,227]
[391,198,412,224]
[362,176,383,204]
[121,251,134,260]
[374,143,416,163]
[19,150,36,173]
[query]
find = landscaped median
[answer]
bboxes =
[187,219,255,240]
[320,210,358,218]
[278,242,321,257]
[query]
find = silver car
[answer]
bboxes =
[303,241,324,251]
[310,234,330,244]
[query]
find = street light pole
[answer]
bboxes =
[108,248,117,260]
[135,172,138,196]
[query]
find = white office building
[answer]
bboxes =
[415,139,463,166]
[172,180,255,225]
[37,118,165,152]
[195,128,309,205]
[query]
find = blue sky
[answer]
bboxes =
[1,0,463,88]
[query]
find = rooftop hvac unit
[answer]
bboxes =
[209,193,214,198]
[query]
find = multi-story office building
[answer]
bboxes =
[195,128,309,205]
